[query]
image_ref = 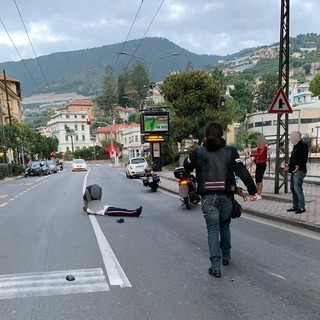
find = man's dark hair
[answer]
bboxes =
[204,122,223,139]
[203,122,224,151]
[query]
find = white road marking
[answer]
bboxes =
[83,170,132,288]
[261,269,286,280]
[89,215,132,288]
[0,268,109,300]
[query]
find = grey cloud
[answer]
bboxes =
[0,0,319,62]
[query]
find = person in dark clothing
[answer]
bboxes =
[183,122,257,278]
[83,184,142,217]
[283,131,308,214]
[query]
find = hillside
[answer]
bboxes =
[0,37,223,98]
[1,34,320,100]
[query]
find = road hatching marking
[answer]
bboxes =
[0,268,109,300]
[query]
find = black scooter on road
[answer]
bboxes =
[142,164,160,192]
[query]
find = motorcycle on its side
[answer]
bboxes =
[173,167,200,209]
[142,164,160,192]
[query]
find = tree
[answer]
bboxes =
[161,70,237,143]
[254,73,278,111]
[303,63,312,75]
[3,123,59,161]
[118,67,131,106]
[129,61,149,101]
[95,65,118,115]
[309,74,320,96]
[230,79,255,116]
[117,62,149,110]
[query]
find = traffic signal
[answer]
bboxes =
[86,118,92,125]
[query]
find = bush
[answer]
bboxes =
[0,163,9,180]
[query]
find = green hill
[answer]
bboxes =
[1,34,320,98]
[0,37,223,97]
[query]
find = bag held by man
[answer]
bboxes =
[231,197,242,219]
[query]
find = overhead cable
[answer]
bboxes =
[13,0,54,102]
[125,0,165,69]
[112,0,145,72]
[0,17,42,94]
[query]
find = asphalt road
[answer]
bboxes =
[0,163,319,320]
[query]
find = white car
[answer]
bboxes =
[72,159,88,172]
[125,157,148,178]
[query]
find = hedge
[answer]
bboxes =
[0,163,9,180]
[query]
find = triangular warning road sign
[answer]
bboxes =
[268,87,293,114]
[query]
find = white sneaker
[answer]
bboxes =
[256,195,262,200]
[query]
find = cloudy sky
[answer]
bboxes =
[0,0,319,63]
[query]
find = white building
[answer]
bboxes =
[246,102,320,148]
[46,111,92,153]
[94,123,149,160]
[120,124,149,160]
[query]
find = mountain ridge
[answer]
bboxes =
[1,34,319,99]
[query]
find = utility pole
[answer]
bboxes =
[274,0,290,193]
[3,70,12,126]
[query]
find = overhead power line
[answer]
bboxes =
[112,0,145,73]
[125,0,166,69]
[13,0,54,102]
[0,17,41,94]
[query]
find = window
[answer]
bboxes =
[64,125,68,129]
[82,135,85,141]
[66,114,70,119]
[74,125,78,131]
[75,135,79,141]
[66,147,70,151]
[81,125,85,131]
[65,136,69,141]
[74,115,77,118]
[135,135,138,142]
[81,114,85,118]
[125,138,127,144]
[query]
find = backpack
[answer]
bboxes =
[83,184,102,202]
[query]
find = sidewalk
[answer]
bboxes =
[156,169,320,233]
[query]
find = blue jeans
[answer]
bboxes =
[290,172,306,210]
[201,195,232,269]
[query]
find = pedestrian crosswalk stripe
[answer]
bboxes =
[0,268,109,300]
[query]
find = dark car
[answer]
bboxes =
[25,160,50,176]
[46,160,57,174]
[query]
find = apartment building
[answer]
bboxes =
[57,99,95,119]
[0,74,22,124]
[46,111,92,153]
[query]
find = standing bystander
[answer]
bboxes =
[283,131,309,214]
[251,135,268,200]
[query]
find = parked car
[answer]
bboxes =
[25,160,50,176]
[125,157,148,178]
[46,160,57,174]
[72,159,88,172]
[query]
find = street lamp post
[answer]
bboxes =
[117,51,180,81]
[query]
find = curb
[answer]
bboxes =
[157,178,320,234]
[243,208,320,233]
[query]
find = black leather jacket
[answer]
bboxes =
[183,139,257,196]
[288,140,308,173]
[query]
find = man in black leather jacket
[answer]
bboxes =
[184,122,257,278]
[283,131,309,214]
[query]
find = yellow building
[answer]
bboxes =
[0,74,22,124]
